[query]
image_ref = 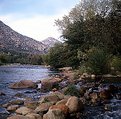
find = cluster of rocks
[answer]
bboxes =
[3,92,84,119]
[1,67,121,119]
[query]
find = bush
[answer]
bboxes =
[85,48,111,74]
[79,64,92,74]
[64,84,80,97]
[110,56,121,73]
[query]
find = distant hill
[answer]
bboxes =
[0,20,46,54]
[42,37,61,50]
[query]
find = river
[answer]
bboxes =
[0,65,58,118]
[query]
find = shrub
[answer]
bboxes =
[64,84,80,97]
[110,56,121,73]
[85,48,111,74]
[79,64,93,74]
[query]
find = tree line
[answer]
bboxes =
[0,52,43,65]
[44,0,121,74]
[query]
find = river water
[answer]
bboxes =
[0,65,121,119]
[0,65,57,118]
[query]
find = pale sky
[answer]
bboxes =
[0,0,80,41]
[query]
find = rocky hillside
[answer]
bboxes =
[42,37,61,49]
[0,20,46,54]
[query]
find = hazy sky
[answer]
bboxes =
[0,0,80,41]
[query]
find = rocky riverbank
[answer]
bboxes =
[1,67,121,119]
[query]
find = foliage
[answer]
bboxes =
[51,0,121,72]
[42,54,50,65]
[0,52,43,65]
[46,43,80,68]
[64,84,80,97]
[79,64,92,74]
[110,56,121,72]
[55,0,121,54]
[85,48,111,74]
[47,43,65,68]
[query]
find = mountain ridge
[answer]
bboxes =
[42,37,61,49]
[0,20,60,54]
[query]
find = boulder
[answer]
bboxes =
[7,115,29,119]
[9,100,24,105]
[43,109,65,119]
[9,80,36,89]
[15,107,33,115]
[49,104,69,116]
[7,105,19,112]
[54,92,65,100]
[41,78,62,92]
[24,101,39,110]
[35,102,53,113]
[39,93,62,104]
[56,99,68,105]
[66,96,84,113]
[26,113,42,119]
